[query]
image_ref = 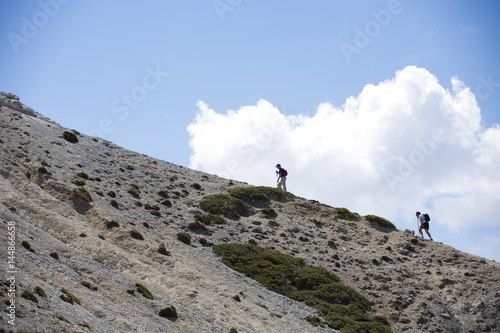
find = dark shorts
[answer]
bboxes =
[420,222,430,230]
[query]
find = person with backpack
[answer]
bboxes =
[276,164,287,192]
[416,211,433,240]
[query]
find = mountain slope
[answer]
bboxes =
[1,92,499,333]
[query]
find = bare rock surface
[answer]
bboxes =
[1,91,499,333]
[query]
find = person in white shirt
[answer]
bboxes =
[416,211,433,240]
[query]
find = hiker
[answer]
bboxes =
[416,211,433,240]
[276,164,287,192]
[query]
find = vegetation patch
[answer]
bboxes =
[365,215,396,229]
[261,208,277,218]
[158,190,169,198]
[130,230,144,240]
[336,208,357,221]
[158,305,178,318]
[177,232,191,245]
[50,252,59,260]
[62,130,79,143]
[60,288,81,305]
[161,199,172,207]
[194,212,227,225]
[34,286,47,298]
[212,243,392,333]
[158,244,171,256]
[188,221,210,234]
[72,187,92,203]
[128,186,140,198]
[21,290,38,303]
[136,283,154,300]
[199,194,250,219]
[76,172,89,179]
[21,241,35,253]
[228,186,293,205]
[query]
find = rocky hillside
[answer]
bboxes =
[1,92,499,333]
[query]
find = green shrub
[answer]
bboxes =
[63,130,79,143]
[199,194,249,219]
[158,190,169,198]
[177,232,191,245]
[161,199,172,207]
[192,183,202,190]
[34,286,47,298]
[26,171,31,179]
[110,200,119,208]
[107,190,116,198]
[73,180,85,186]
[37,166,49,174]
[158,305,177,318]
[261,208,277,218]
[227,186,293,204]
[212,243,391,332]
[72,187,92,202]
[307,315,325,327]
[336,207,357,221]
[248,239,258,245]
[60,288,81,305]
[188,221,208,233]
[21,241,35,253]
[21,290,38,303]
[327,240,337,249]
[410,238,419,244]
[199,238,209,246]
[365,215,396,229]
[229,328,238,333]
[128,186,140,198]
[194,212,226,225]
[130,230,144,240]
[404,244,415,252]
[50,252,59,260]
[158,244,171,256]
[76,172,89,179]
[136,283,154,300]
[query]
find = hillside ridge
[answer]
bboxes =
[1,92,499,333]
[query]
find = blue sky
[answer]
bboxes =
[1,1,500,262]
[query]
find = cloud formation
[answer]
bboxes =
[187,66,500,261]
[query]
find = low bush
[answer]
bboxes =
[21,290,38,303]
[336,208,357,221]
[50,252,59,260]
[60,288,81,305]
[130,230,144,240]
[194,212,226,225]
[72,187,92,202]
[34,286,47,298]
[158,305,177,318]
[212,243,392,332]
[199,194,249,219]
[136,283,154,300]
[63,130,78,143]
[365,215,396,229]
[177,232,191,245]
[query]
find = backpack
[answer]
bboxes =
[283,169,288,176]
[423,213,430,222]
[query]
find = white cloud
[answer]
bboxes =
[187,66,500,261]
